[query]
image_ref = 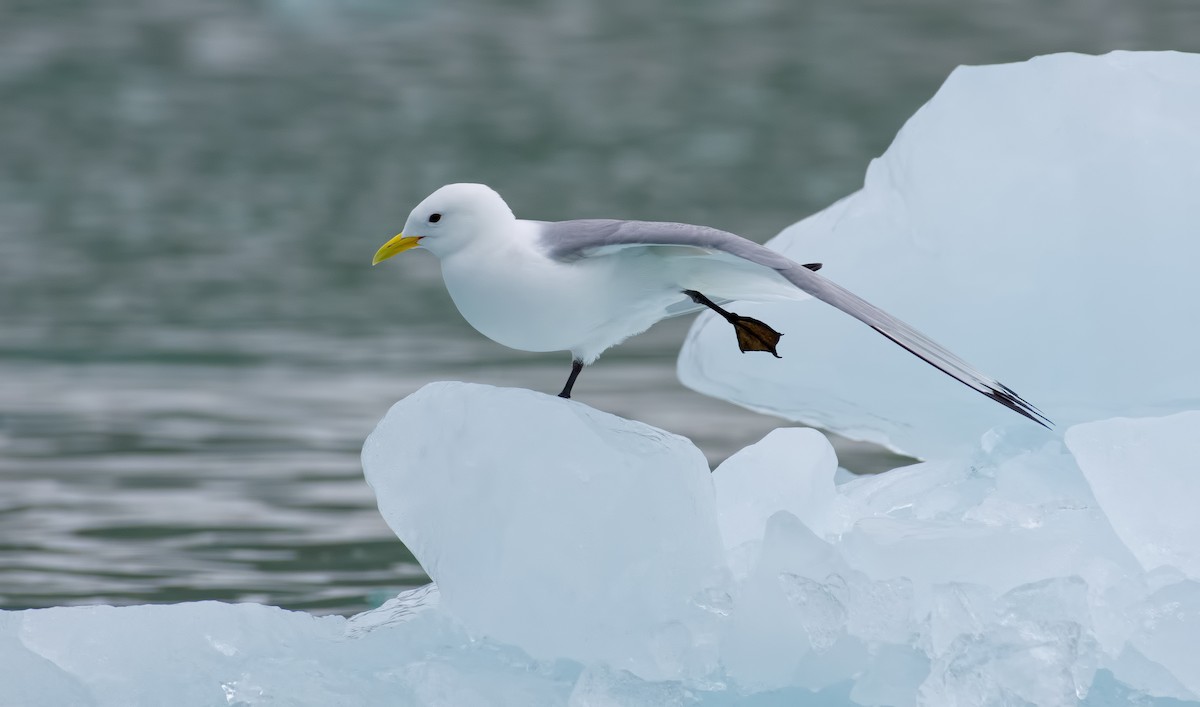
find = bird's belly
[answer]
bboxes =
[441,253,668,355]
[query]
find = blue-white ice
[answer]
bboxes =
[7,387,1200,705]
[6,51,1200,706]
[363,382,725,679]
[679,49,1200,460]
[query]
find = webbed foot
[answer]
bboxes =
[683,289,784,358]
[731,315,783,357]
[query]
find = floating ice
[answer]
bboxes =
[1,601,442,706]
[362,381,726,679]
[5,387,1200,705]
[0,599,579,706]
[679,50,1200,459]
[350,385,1199,704]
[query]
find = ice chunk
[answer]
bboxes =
[6,603,382,706]
[711,427,838,560]
[679,50,1200,458]
[0,613,96,707]
[361,382,726,679]
[4,403,1199,704]
[833,437,1140,602]
[1125,580,1200,699]
[717,508,918,694]
[1066,411,1200,580]
[343,582,441,637]
[718,511,852,691]
[849,644,929,707]
[919,577,1098,707]
[1105,644,1199,703]
[566,666,693,707]
[2,601,577,706]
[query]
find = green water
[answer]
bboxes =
[1,0,1196,613]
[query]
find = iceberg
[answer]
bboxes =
[6,51,1200,706]
[678,50,1200,459]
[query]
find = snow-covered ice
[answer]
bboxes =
[679,50,1200,460]
[6,51,1200,706]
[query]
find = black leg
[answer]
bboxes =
[558,359,584,398]
[684,289,783,358]
[685,290,727,313]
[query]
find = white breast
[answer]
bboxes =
[438,221,681,361]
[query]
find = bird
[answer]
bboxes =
[372,183,1051,428]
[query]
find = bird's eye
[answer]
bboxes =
[429,213,442,223]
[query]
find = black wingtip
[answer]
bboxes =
[867,325,1053,429]
[985,383,1054,429]
[803,262,822,272]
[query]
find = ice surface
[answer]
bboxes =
[711,427,838,571]
[343,581,441,637]
[1125,580,1200,699]
[9,52,1200,706]
[362,381,726,679]
[0,601,579,707]
[6,389,1200,705]
[348,385,1200,704]
[679,50,1200,459]
[1066,412,1200,581]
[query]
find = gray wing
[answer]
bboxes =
[539,219,1052,428]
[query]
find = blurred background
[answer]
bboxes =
[2,0,1197,614]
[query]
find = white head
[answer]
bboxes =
[372,183,515,263]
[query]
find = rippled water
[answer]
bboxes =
[2,1,1196,613]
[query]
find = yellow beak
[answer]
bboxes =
[372,234,422,265]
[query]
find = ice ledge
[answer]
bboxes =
[362,381,727,677]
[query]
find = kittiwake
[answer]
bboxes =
[372,183,1050,427]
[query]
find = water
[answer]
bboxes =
[2,0,1196,614]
